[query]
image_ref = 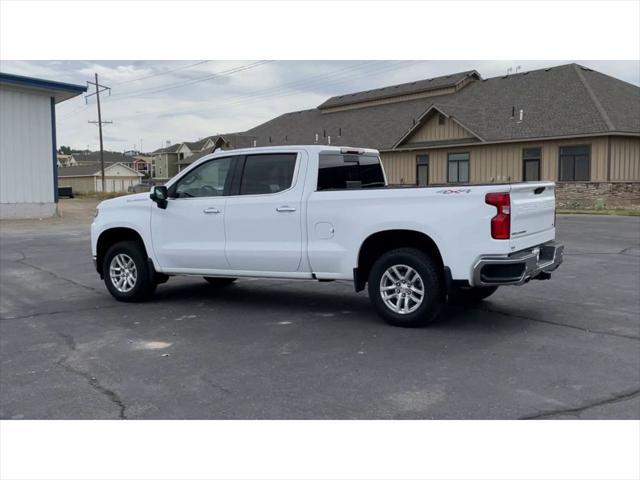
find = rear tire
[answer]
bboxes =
[449,286,498,304]
[367,248,444,327]
[203,277,237,287]
[103,240,156,302]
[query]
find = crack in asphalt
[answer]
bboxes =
[519,388,640,419]
[0,303,124,322]
[52,330,127,420]
[16,251,101,293]
[470,304,640,341]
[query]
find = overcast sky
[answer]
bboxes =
[1,60,638,153]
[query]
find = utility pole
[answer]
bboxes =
[86,73,112,191]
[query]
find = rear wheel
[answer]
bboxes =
[449,286,498,304]
[367,248,444,327]
[203,277,237,287]
[103,240,156,302]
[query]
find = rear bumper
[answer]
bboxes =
[471,240,564,287]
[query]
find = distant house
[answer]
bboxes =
[57,154,77,167]
[0,72,86,219]
[151,142,193,179]
[58,162,143,193]
[176,134,257,172]
[131,155,153,176]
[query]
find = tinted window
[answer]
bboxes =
[317,154,385,190]
[174,157,233,198]
[559,145,590,181]
[447,152,470,183]
[240,153,297,195]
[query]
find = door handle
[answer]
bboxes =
[276,206,296,212]
[203,207,221,214]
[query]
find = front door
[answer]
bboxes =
[150,156,236,271]
[224,152,304,273]
[416,154,429,186]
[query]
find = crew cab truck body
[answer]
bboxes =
[91,145,563,327]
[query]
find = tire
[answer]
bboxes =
[103,240,156,302]
[367,248,444,327]
[449,286,498,304]
[203,277,237,287]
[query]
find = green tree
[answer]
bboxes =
[58,145,72,155]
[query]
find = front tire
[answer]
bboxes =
[367,248,444,327]
[103,240,156,302]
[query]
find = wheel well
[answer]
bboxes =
[96,227,147,277]
[355,230,445,292]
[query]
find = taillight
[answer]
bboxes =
[485,192,511,239]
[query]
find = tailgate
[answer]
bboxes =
[509,182,556,248]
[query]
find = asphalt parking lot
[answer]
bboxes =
[1,199,639,419]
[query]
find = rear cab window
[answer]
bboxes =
[317,153,386,191]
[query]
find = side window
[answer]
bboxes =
[240,153,297,195]
[317,154,385,190]
[174,157,233,198]
[559,145,590,181]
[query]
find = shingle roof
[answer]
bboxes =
[58,162,141,177]
[318,70,479,109]
[71,151,131,164]
[184,139,210,151]
[245,63,640,151]
[151,143,183,154]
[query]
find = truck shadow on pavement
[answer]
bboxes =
[146,279,524,334]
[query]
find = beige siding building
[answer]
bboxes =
[58,162,143,194]
[244,63,640,209]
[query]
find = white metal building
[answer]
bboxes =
[0,72,86,219]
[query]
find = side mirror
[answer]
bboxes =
[150,186,168,209]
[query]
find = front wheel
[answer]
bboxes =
[103,241,156,302]
[367,248,444,327]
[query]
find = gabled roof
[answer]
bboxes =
[71,151,131,164]
[152,143,183,154]
[245,63,639,151]
[318,70,479,110]
[0,72,87,103]
[184,138,214,151]
[58,162,143,177]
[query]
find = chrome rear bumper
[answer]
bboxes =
[471,241,564,287]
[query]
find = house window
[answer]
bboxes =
[559,145,590,181]
[438,113,446,125]
[447,152,469,183]
[416,155,429,186]
[523,147,541,181]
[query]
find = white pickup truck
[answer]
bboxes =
[91,145,563,327]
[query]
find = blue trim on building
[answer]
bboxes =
[51,97,59,203]
[0,72,86,94]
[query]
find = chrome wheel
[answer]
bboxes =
[379,264,425,314]
[109,253,137,293]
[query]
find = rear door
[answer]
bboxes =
[224,152,305,273]
[509,182,556,248]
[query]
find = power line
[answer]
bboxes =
[104,60,273,102]
[108,60,212,86]
[57,60,273,121]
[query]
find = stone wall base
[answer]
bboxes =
[555,182,640,210]
[0,202,57,219]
